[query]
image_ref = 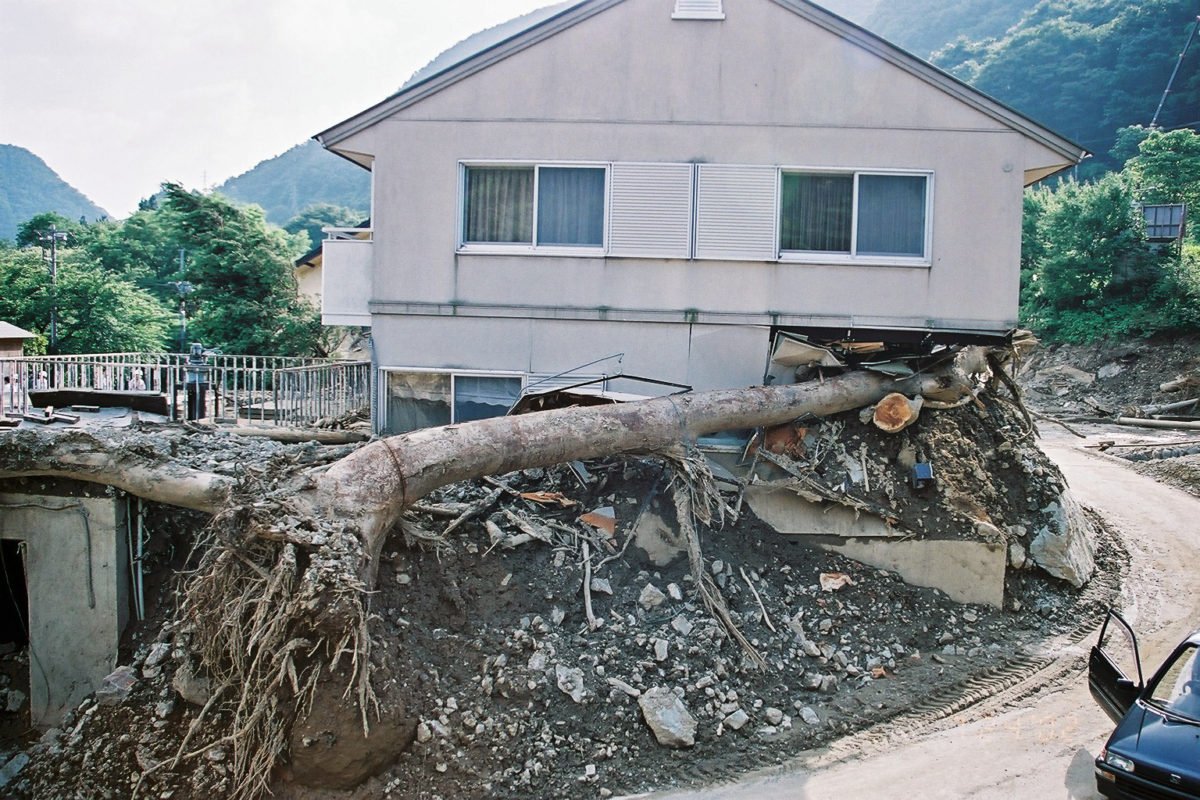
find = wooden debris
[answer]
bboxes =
[442,488,502,536]
[581,540,600,631]
[739,566,776,633]
[1161,373,1200,393]
[1114,416,1200,431]
[872,392,924,433]
[1141,397,1200,416]
[518,491,577,507]
[500,508,555,543]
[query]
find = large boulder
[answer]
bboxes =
[1030,490,1095,588]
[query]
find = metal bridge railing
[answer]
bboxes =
[0,352,371,428]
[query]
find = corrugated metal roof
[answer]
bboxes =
[0,321,36,339]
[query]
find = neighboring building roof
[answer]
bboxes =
[293,219,372,270]
[0,322,36,339]
[315,0,1087,166]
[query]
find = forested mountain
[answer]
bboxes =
[866,0,1037,58]
[0,145,108,241]
[932,0,1199,173]
[214,140,369,226]
[817,0,880,23]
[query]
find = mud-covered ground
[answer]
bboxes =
[1022,333,1200,498]
[0,390,1122,800]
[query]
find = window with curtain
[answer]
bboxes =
[462,164,606,249]
[780,171,928,260]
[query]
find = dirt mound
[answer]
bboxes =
[1020,333,1200,415]
[1,398,1114,800]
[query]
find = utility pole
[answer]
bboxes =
[1151,15,1200,129]
[37,225,69,352]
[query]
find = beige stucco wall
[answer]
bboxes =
[332,0,1070,387]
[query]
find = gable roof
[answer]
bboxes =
[316,0,1086,166]
[0,321,36,340]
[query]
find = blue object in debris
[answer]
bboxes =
[911,462,935,489]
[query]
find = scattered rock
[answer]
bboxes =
[590,577,614,596]
[95,666,138,706]
[144,642,171,668]
[638,688,697,748]
[0,753,30,789]
[171,661,212,707]
[556,665,586,704]
[724,709,750,731]
[639,584,667,610]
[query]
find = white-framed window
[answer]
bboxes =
[779,169,932,264]
[384,368,524,434]
[460,162,608,255]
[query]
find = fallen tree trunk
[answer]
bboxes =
[0,345,996,800]
[0,429,234,512]
[316,346,991,586]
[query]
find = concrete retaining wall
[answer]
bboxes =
[0,493,129,728]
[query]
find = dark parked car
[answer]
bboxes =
[1089,609,1200,799]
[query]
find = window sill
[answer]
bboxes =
[457,245,607,258]
[779,253,932,269]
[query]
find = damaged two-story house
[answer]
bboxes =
[315,0,1086,435]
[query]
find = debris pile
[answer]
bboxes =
[1,390,1120,800]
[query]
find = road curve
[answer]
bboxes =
[636,430,1200,800]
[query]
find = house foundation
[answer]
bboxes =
[0,492,129,728]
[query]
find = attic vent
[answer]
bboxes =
[673,0,724,20]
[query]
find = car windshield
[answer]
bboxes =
[1147,643,1200,722]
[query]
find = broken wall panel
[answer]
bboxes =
[0,491,129,728]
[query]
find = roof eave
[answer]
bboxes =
[769,0,1087,165]
[316,0,616,149]
[316,0,1087,167]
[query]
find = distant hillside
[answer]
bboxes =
[932,0,1200,172]
[866,0,1036,58]
[817,0,881,24]
[214,140,370,226]
[0,144,109,241]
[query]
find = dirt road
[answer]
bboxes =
[637,429,1200,800]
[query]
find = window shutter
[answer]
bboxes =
[608,162,694,259]
[673,0,724,19]
[694,164,778,261]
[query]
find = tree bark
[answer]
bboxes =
[0,347,992,585]
[0,429,233,512]
[316,347,991,585]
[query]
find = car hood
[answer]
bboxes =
[1109,704,1200,791]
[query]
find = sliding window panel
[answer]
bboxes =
[608,162,695,259]
[694,164,778,261]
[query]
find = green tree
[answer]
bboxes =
[284,203,364,253]
[1126,128,1200,236]
[14,212,89,249]
[0,244,171,353]
[162,184,324,356]
[53,255,173,353]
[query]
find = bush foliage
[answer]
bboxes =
[1021,128,1200,342]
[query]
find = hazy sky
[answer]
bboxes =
[0,0,553,218]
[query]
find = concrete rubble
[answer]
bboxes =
[0,350,1123,800]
